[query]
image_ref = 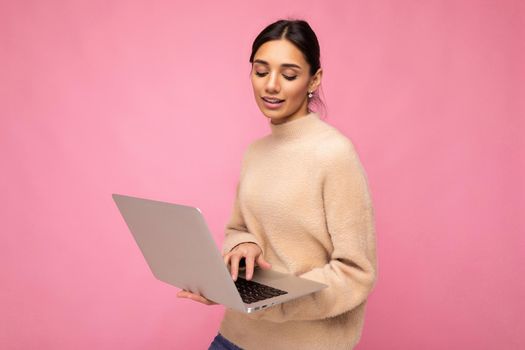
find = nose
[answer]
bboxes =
[265,71,280,94]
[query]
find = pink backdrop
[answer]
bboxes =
[1,1,524,349]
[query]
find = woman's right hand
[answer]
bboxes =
[223,242,272,281]
[176,242,271,306]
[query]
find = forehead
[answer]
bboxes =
[253,39,308,68]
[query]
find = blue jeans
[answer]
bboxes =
[208,333,244,350]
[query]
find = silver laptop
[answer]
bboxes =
[112,193,327,313]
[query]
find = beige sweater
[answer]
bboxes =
[219,112,377,350]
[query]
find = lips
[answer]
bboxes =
[262,96,285,104]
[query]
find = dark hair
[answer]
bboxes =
[249,19,326,115]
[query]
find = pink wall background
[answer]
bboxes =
[1,1,523,349]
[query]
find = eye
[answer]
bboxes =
[255,71,268,77]
[283,75,297,81]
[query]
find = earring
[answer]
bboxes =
[308,91,313,98]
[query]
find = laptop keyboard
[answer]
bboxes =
[234,277,288,304]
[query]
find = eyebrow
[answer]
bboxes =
[253,59,302,70]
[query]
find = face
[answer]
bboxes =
[251,39,322,125]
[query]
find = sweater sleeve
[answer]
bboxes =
[222,146,263,255]
[248,140,377,322]
[221,180,263,255]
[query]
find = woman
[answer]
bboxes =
[177,19,377,350]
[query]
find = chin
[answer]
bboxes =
[259,108,288,120]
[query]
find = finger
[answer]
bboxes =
[223,251,232,266]
[177,290,216,305]
[230,254,240,281]
[176,290,192,299]
[190,294,215,305]
[245,254,255,280]
[191,291,216,305]
[256,254,272,269]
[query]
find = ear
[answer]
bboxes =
[308,68,323,93]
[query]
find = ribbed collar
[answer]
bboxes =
[269,111,321,140]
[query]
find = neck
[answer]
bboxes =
[269,111,320,140]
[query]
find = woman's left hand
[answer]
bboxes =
[176,289,217,305]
